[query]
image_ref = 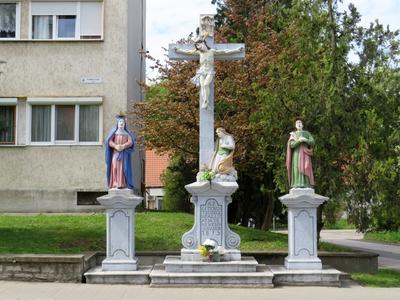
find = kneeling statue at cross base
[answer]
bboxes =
[197,127,237,182]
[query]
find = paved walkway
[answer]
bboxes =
[320,230,400,270]
[0,281,399,300]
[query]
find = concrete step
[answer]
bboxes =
[164,255,259,273]
[150,264,274,287]
[84,266,152,284]
[268,265,342,287]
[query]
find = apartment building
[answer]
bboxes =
[0,0,146,212]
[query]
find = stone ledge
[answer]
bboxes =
[150,264,274,287]
[96,250,378,273]
[245,251,378,274]
[164,255,258,273]
[0,250,377,283]
[0,254,85,263]
[269,265,342,287]
[0,253,96,283]
[84,266,152,284]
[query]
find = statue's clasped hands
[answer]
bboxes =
[115,145,124,152]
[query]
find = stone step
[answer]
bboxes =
[268,265,342,287]
[84,266,152,284]
[150,264,274,287]
[164,255,258,273]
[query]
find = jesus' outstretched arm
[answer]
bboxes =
[174,47,198,56]
[215,46,244,55]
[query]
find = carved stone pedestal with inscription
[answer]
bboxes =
[149,181,275,287]
[279,188,328,270]
[181,181,241,262]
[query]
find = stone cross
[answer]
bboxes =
[168,14,245,168]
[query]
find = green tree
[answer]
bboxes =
[134,0,400,233]
[161,155,196,212]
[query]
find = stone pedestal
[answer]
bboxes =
[149,181,274,287]
[97,189,143,271]
[279,188,328,270]
[181,181,241,261]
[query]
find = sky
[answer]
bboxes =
[146,0,400,80]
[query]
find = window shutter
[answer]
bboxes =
[31,2,78,15]
[80,2,102,38]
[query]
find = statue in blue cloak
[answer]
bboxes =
[105,116,136,189]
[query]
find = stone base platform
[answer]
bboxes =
[268,265,342,287]
[181,249,241,262]
[284,257,322,270]
[84,266,152,284]
[164,255,258,272]
[102,257,139,271]
[150,256,273,287]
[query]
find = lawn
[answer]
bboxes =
[364,231,400,244]
[324,219,355,230]
[352,269,400,287]
[0,212,346,254]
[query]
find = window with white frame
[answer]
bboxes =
[0,98,17,144]
[0,2,20,39]
[30,1,103,40]
[28,98,102,145]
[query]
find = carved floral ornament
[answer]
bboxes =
[200,14,215,37]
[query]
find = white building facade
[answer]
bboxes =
[0,0,146,212]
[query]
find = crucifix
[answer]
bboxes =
[168,14,246,169]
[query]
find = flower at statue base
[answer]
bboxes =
[196,164,216,182]
[198,239,224,262]
[199,170,216,182]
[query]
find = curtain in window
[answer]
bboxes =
[0,106,15,143]
[79,105,99,142]
[31,105,51,142]
[56,105,75,140]
[0,4,16,38]
[32,15,52,39]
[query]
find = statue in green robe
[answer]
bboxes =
[286,120,315,188]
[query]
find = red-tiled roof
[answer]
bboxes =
[145,150,170,187]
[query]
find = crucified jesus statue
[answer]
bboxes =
[174,39,244,109]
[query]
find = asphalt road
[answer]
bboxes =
[320,230,400,271]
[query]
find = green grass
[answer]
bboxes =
[230,225,287,251]
[364,231,400,244]
[0,212,345,254]
[352,269,400,287]
[324,219,356,230]
[0,214,106,254]
[319,242,352,252]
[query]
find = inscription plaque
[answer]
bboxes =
[200,198,223,245]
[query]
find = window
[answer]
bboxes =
[55,105,75,141]
[30,2,103,40]
[0,2,20,39]
[0,105,15,144]
[77,191,105,205]
[57,15,76,38]
[80,2,102,39]
[32,15,53,39]
[31,105,51,142]
[28,98,102,145]
[79,105,99,142]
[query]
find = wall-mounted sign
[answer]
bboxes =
[80,77,103,84]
